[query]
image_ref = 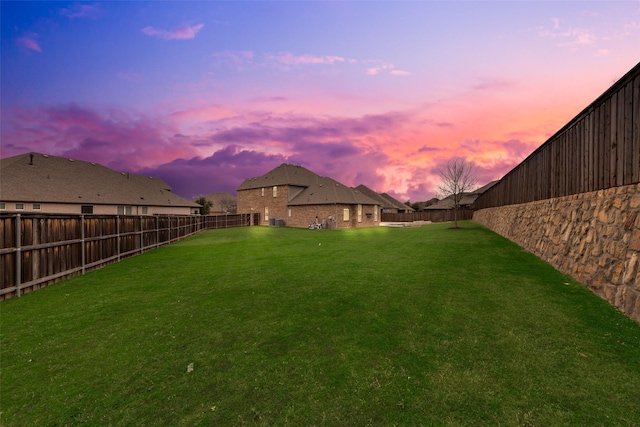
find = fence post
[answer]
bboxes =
[15,214,21,297]
[81,215,86,275]
[156,215,159,248]
[116,215,121,261]
[140,215,144,254]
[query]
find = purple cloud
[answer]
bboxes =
[140,146,288,198]
[60,4,101,19]
[1,103,190,172]
[17,35,42,52]
[1,103,399,199]
[418,145,441,153]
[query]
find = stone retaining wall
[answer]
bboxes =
[473,184,640,322]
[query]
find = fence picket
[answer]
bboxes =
[475,62,639,209]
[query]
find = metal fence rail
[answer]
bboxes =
[0,213,260,299]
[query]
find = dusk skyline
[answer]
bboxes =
[2,1,639,202]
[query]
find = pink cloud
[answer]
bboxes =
[537,19,596,46]
[471,78,514,91]
[211,50,254,69]
[17,35,42,52]
[267,52,346,65]
[1,104,191,172]
[141,24,204,40]
[367,63,409,76]
[60,3,101,19]
[1,92,549,202]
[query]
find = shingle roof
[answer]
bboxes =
[471,180,499,194]
[237,163,321,190]
[204,192,237,211]
[422,180,500,210]
[0,152,199,207]
[354,185,414,212]
[354,185,390,206]
[379,192,414,212]
[204,192,236,203]
[237,163,381,206]
[424,193,478,210]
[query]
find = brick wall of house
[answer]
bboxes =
[285,204,378,228]
[237,186,291,225]
[238,185,380,228]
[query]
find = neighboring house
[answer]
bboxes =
[354,185,414,214]
[0,152,201,215]
[204,192,237,214]
[237,163,382,228]
[414,198,439,211]
[423,180,499,211]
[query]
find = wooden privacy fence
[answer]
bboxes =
[476,62,640,209]
[381,208,474,223]
[0,213,260,300]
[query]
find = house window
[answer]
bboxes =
[142,206,148,215]
[288,208,291,217]
[117,206,133,215]
[343,208,350,221]
[0,202,5,210]
[357,204,362,222]
[273,186,278,197]
[261,188,265,196]
[374,205,379,222]
[33,203,41,210]
[81,205,94,214]
[264,206,269,222]
[16,203,24,210]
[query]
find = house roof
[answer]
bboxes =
[354,185,414,211]
[471,180,499,194]
[204,192,236,211]
[204,192,236,203]
[0,152,200,207]
[423,180,500,210]
[237,163,381,206]
[353,185,390,206]
[424,193,478,210]
[379,192,414,212]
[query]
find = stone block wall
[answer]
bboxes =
[473,183,640,322]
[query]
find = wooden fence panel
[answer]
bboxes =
[381,209,474,224]
[475,62,640,210]
[0,213,258,300]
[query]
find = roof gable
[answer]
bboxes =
[237,163,321,190]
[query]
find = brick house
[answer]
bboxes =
[236,163,382,228]
[0,152,201,215]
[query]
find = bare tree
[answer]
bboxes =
[437,158,478,228]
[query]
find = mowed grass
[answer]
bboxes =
[1,221,640,426]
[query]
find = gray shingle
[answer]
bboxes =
[0,152,199,208]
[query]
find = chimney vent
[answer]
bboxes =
[29,154,34,165]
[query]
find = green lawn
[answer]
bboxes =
[1,221,639,426]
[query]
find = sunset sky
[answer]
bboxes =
[2,1,639,202]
